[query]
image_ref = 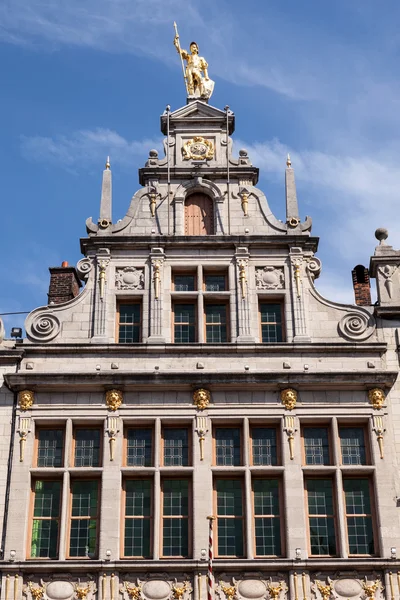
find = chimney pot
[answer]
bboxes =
[61,261,69,267]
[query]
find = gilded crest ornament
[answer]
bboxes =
[362,580,381,599]
[172,582,191,600]
[315,581,334,600]
[105,389,123,411]
[193,388,211,410]
[219,583,237,600]
[281,388,297,410]
[182,136,214,161]
[27,583,45,600]
[19,390,34,411]
[124,583,142,600]
[368,387,385,409]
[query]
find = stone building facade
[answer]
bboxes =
[1,98,400,600]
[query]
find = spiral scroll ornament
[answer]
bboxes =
[338,311,375,341]
[307,256,322,279]
[76,257,93,282]
[28,313,61,342]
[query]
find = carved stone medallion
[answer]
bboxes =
[116,267,144,290]
[256,266,285,289]
[182,136,214,161]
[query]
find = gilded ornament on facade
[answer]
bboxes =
[362,580,380,599]
[182,136,214,161]
[368,387,385,409]
[27,583,45,600]
[281,388,297,410]
[267,582,284,600]
[219,583,237,600]
[74,585,90,600]
[124,583,142,600]
[105,389,123,411]
[172,582,191,600]
[173,23,215,99]
[19,390,34,411]
[193,388,211,410]
[315,581,334,600]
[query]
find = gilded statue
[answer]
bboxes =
[193,388,211,410]
[368,388,385,409]
[174,22,214,99]
[280,388,297,411]
[19,390,34,411]
[105,389,123,411]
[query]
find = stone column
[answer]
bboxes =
[235,247,255,342]
[148,247,166,343]
[91,248,111,342]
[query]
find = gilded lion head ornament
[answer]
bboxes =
[19,390,34,411]
[280,388,297,411]
[368,388,385,409]
[105,389,123,411]
[193,388,211,410]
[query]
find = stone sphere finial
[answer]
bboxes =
[149,149,158,158]
[375,228,388,244]
[239,148,248,157]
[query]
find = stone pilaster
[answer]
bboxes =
[289,247,311,342]
[148,247,166,343]
[235,247,254,342]
[91,248,111,342]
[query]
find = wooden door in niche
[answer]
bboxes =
[185,193,214,235]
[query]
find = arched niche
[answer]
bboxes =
[184,192,214,235]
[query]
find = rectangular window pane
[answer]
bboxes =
[306,479,336,555]
[163,428,189,466]
[205,304,227,343]
[124,480,151,557]
[31,480,61,559]
[74,429,101,467]
[127,429,153,467]
[174,275,195,291]
[69,481,98,557]
[303,427,330,465]
[215,428,241,466]
[162,479,189,556]
[119,304,141,343]
[216,479,243,556]
[253,479,281,556]
[174,304,196,343]
[340,428,366,465]
[260,303,283,343]
[252,428,277,466]
[205,275,226,291]
[37,429,64,467]
[344,479,374,555]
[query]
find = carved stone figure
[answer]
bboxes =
[256,266,285,290]
[368,388,385,409]
[280,388,297,410]
[19,390,34,411]
[193,388,211,410]
[105,389,123,411]
[115,267,144,290]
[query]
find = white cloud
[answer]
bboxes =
[20,129,162,171]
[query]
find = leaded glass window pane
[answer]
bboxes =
[340,428,366,465]
[69,481,98,557]
[205,304,227,343]
[127,429,153,467]
[163,429,189,466]
[253,479,281,556]
[174,275,196,291]
[303,427,330,465]
[31,480,61,559]
[252,428,277,466]
[344,479,374,555]
[74,429,101,467]
[205,275,226,291]
[215,428,241,466]
[37,429,64,467]
[119,304,141,343]
[260,303,283,343]
[162,479,189,557]
[216,479,244,556]
[174,304,196,343]
[306,479,336,556]
[124,480,151,557]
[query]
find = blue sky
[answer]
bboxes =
[1,0,400,335]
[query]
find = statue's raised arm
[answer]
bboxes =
[173,23,214,101]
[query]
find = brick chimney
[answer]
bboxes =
[351,264,371,306]
[48,262,82,305]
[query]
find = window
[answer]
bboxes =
[205,304,227,343]
[260,303,283,343]
[303,427,330,465]
[215,479,244,557]
[174,274,196,291]
[163,428,189,466]
[118,303,141,343]
[36,429,64,467]
[204,274,226,291]
[173,303,196,343]
[124,479,152,557]
[30,480,61,559]
[251,427,278,466]
[215,427,241,466]
[339,427,366,465]
[69,480,99,558]
[306,479,337,556]
[253,479,281,556]
[74,429,101,467]
[162,479,190,557]
[126,428,153,467]
[343,479,375,555]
